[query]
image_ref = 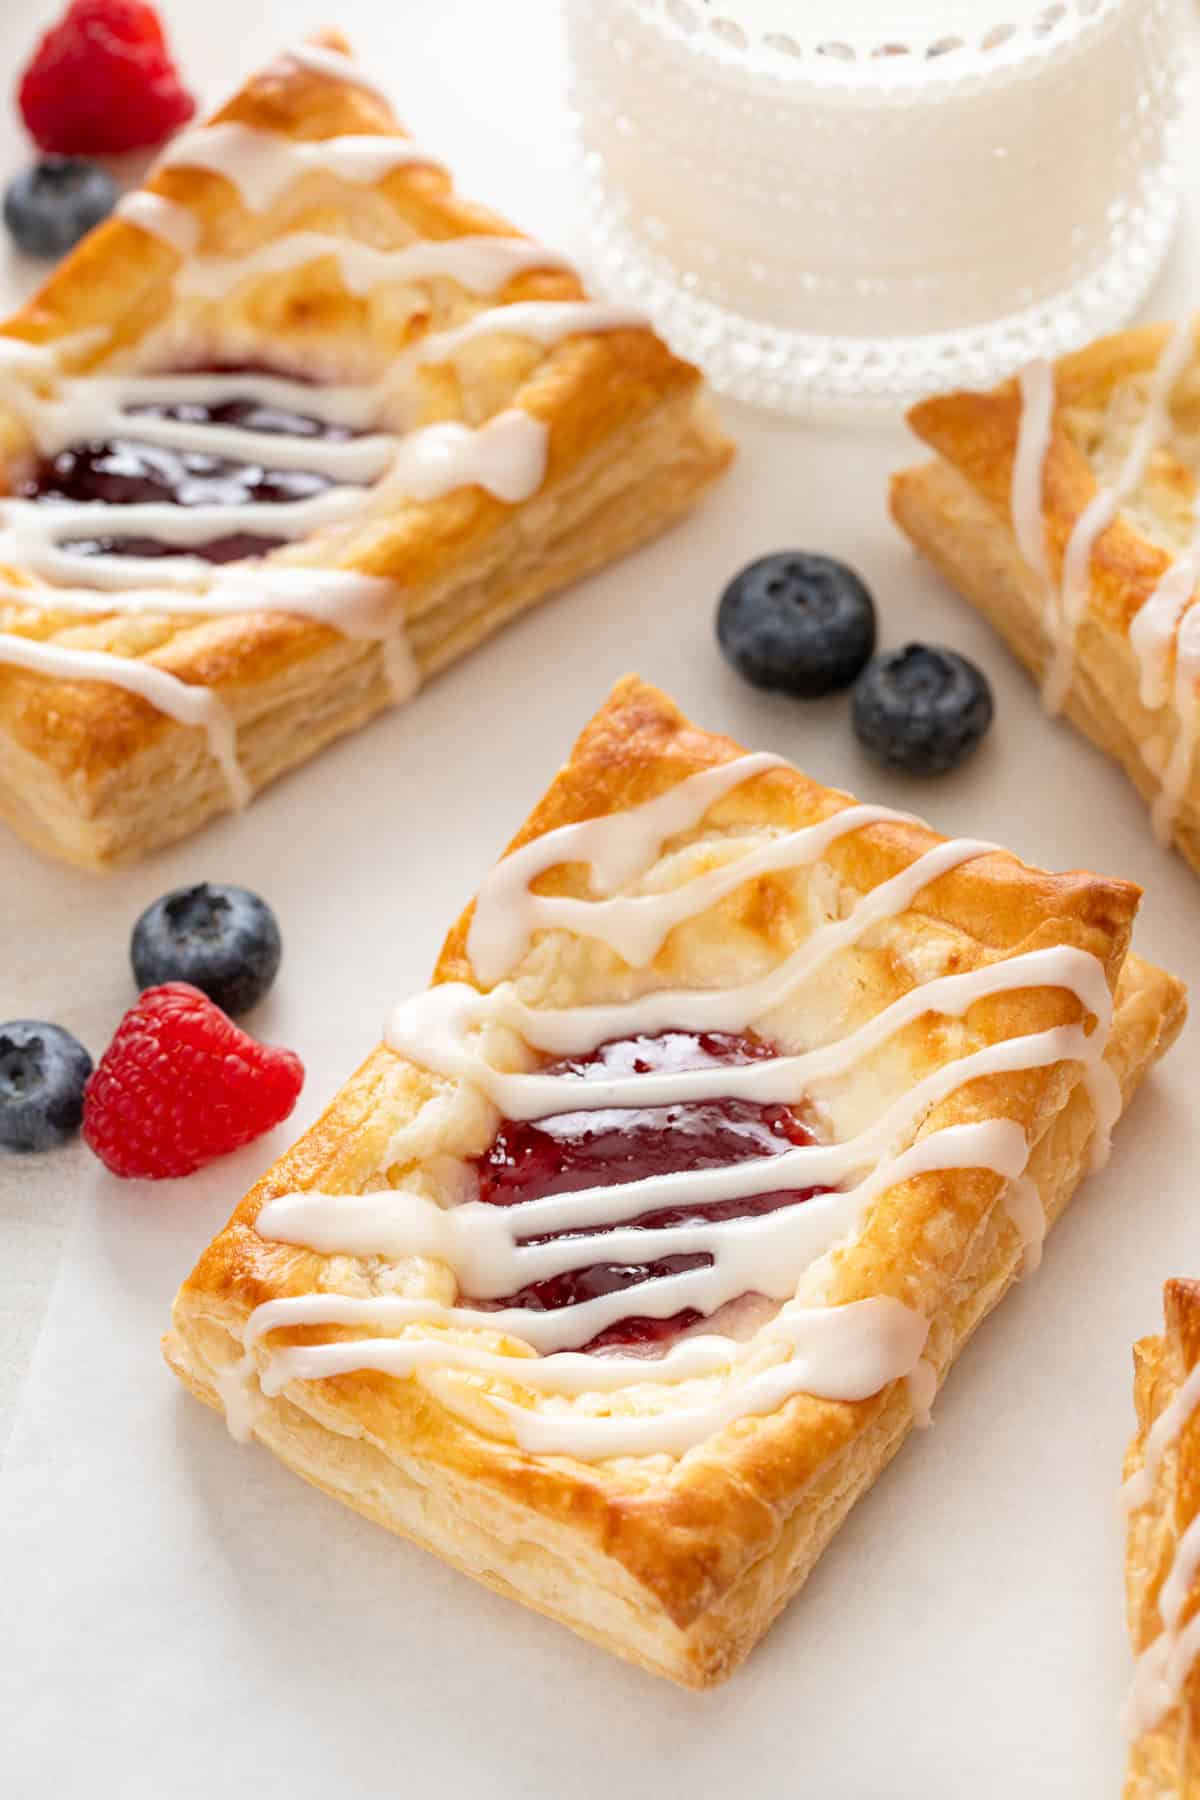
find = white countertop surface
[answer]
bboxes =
[2,4,1199,1794]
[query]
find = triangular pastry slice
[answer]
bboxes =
[1124,1280,1200,1796]
[0,36,732,869]
[892,320,1200,877]
[165,678,1185,1687]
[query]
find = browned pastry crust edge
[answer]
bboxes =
[1125,1279,1200,1796]
[0,38,733,867]
[892,323,1200,875]
[166,678,1186,1685]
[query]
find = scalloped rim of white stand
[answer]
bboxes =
[643,0,1127,88]
[574,143,1183,421]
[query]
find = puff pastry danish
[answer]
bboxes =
[892,321,1200,876]
[1125,1280,1200,1796]
[165,677,1185,1687]
[0,35,731,869]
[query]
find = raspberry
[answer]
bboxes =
[19,0,196,156]
[82,983,303,1179]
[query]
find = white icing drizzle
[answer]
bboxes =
[1,485,362,558]
[1124,1362,1200,1740]
[467,767,921,980]
[0,328,110,376]
[1045,317,1195,716]
[905,1359,937,1429]
[180,232,570,303]
[382,629,420,704]
[2,371,401,479]
[466,751,793,982]
[1002,1174,1046,1277]
[0,119,600,766]
[286,41,392,102]
[213,1353,263,1443]
[157,123,441,213]
[243,1298,930,1462]
[1123,1361,1200,1514]
[1010,357,1055,588]
[233,756,1117,1461]
[401,300,647,372]
[0,630,248,807]
[0,568,402,636]
[1152,603,1200,844]
[391,945,1111,1125]
[257,1115,1038,1315]
[0,410,547,593]
[487,1302,929,1460]
[1124,1599,1200,1745]
[1131,547,1200,713]
[1013,322,1200,838]
[17,368,384,432]
[115,191,201,255]
[1082,1057,1122,1173]
[380,410,548,506]
[0,336,60,376]
[249,1293,926,1402]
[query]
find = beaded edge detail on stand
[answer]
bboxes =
[571,141,1182,418]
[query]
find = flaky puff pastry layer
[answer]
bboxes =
[166,677,1184,1686]
[1126,1281,1200,1797]
[893,324,1200,877]
[0,35,732,870]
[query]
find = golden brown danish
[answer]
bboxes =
[165,677,1185,1685]
[0,36,731,869]
[893,321,1200,877]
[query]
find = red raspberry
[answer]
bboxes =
[19,0,196,156]
[82,983,303,1179]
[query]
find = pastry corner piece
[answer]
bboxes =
[1124,1279,1200,1797]
[891,320,1200,877]
[0,37,732,871]
[164,677,1184,1687]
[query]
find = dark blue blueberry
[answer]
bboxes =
[0,1021,92,1152]
[716,552,877,698]
[852,644,994,775]
[130,883,282,1017]
[3,157,116,259]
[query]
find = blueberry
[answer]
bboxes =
[0,1021,92,1152]
[852,644,994,776]
[131,883,282,1017]
[717,552,877,698]
[4,158,116,259]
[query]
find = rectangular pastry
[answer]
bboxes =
[165,677,1185,1687]
[1125,1279,1200,1797]
[0,35,732,869]
[891,321,1200,876]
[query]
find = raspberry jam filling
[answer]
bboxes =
[19,363,361,565]
[470,1029,828,1353]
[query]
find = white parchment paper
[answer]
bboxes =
[2,4,1199,1795]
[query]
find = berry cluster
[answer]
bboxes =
[7,0,194,258]
[717,551,994,777]
[1,885,303,1179]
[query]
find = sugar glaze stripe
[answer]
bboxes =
[286,40,392,102]
[236,754,1117,1460]
[115,191,201,255]
[0,89,648,803]
[387,943,1111,1122]
[179,232,572,303]
[0,631,249,806]
[157,122,443,213]
[1124,1360,1200,1740]
[0,567,402,635]
[256,1108,1041,1310]
[1012,320,1200,837]
[0,395,536,798]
